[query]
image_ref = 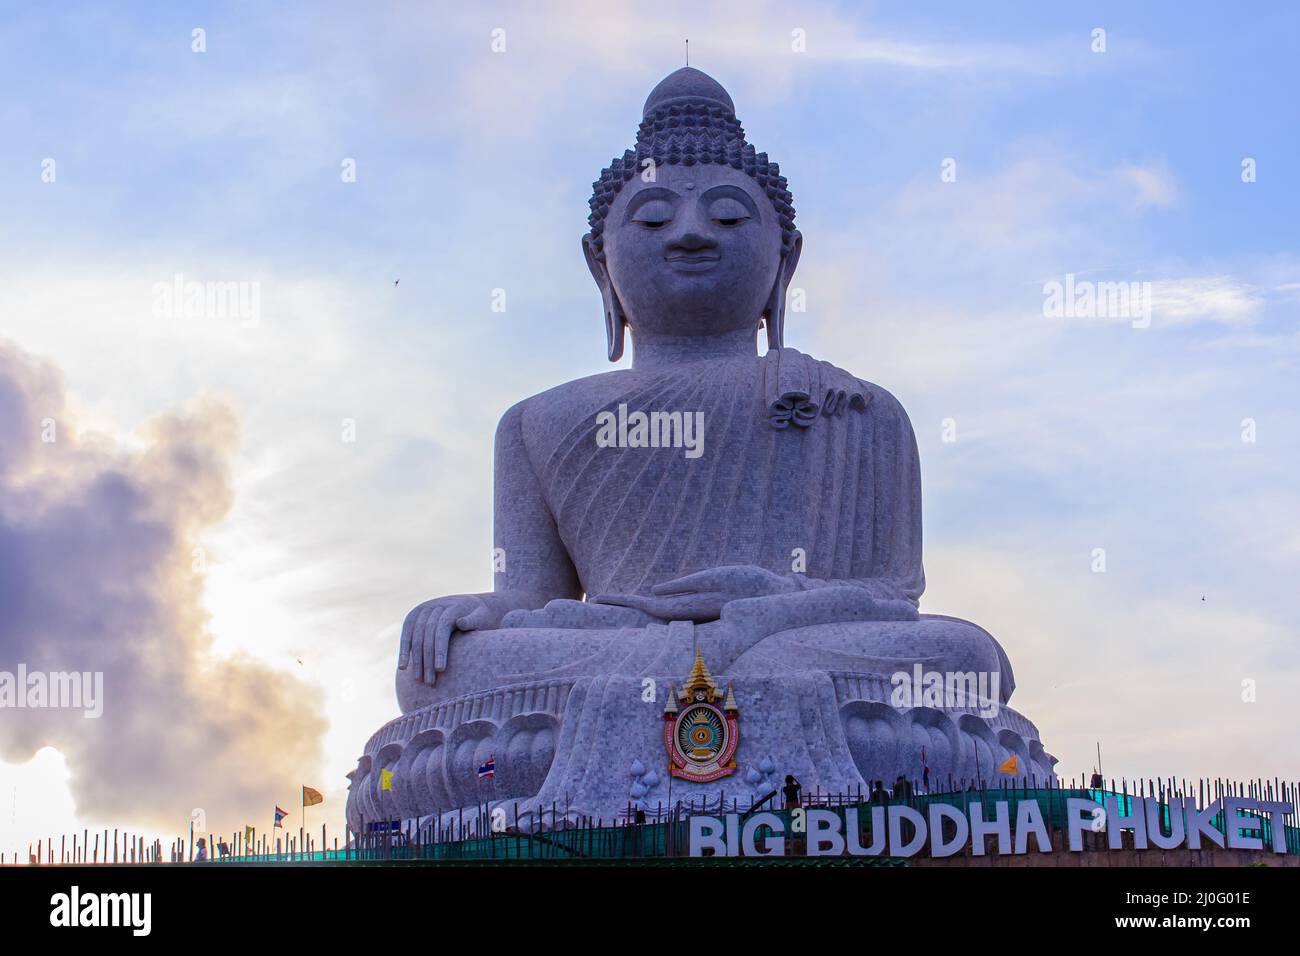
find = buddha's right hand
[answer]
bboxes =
[398,594,497,683]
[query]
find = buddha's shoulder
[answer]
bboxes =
[494,357,913,433]
[785,349,912,424]
[859,378,910,422]
[495,369,642,436]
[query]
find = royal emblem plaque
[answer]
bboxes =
[663,650,739,783]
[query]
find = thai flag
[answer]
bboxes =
[273,806,288,827]
[477,757,495,779]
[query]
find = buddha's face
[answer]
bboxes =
[591,162,794,340]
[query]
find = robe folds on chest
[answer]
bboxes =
[511,348,925,603]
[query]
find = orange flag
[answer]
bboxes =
[302,786,324,807]
[997,755,1019,775]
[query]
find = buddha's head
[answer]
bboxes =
[584,68,802,361]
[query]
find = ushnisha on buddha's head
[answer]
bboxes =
[583,68,803,362]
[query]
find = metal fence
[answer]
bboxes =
[7,773,1298,864]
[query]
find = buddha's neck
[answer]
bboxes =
[630,328,759,371]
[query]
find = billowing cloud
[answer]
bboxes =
[0,340,326,836]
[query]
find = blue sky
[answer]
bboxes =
[1,1,1297,846]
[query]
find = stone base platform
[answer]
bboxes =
[346,669,1057,832]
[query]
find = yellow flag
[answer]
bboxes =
[997,754,1019,775]
[244,826,254,846]
[380,769,394,791]
[303,786,324,806]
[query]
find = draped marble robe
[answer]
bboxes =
[511,348,922,602]
[396,348,1012,713]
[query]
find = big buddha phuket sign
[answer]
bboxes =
[688,795,1294,858]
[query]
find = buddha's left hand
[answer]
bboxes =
[592,565,796,622]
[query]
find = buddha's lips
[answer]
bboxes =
[665,253,721,270]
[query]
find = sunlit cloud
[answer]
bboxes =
[0,340,326,837]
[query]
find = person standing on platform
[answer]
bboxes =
[782,774,802,810]
[892,774,910,801]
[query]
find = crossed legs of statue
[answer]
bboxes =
[395,587,1013,715]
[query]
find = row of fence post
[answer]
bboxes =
[6,773,1298,864]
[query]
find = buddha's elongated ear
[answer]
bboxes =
[762,231,803,351]
[582,233,628,362]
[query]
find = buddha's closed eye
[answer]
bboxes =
[632,199,674,229]
[709,196,751,227]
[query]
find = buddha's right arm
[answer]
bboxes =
[397,402,581,684]
[490,400,582,609]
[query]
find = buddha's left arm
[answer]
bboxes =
[786,390,925,606]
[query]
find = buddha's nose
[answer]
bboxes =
[668,228,717,252]
[667,202,718,251]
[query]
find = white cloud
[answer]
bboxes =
[290,0,1069,149]
[1150,276,1263,325]
[1114,162,1180,209]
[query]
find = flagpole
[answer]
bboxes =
[666,754,673,821]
